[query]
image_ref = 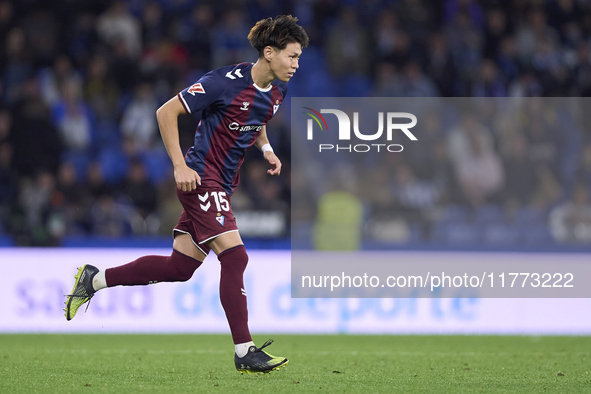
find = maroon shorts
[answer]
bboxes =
[173,185,239,255]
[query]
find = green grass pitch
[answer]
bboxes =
[0,334,589,393]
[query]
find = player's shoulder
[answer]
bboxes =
[272,80,288,98]
[189,63,252,98]
[208,63,252,84]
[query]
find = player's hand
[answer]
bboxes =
[264,151,282,176]
[174,164,201,191]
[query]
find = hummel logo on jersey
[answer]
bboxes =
[187,83,205,95]
[225,69,244,79]
[241,288,247,296]
[241,102,250,111]
[216,214,225,226]
[198,192,210,211]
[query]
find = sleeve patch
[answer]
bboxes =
[187,83,206,95]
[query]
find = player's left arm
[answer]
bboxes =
[255,125,281,176]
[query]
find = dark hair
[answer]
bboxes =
[248,15,309,57]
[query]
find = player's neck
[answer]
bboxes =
[251,60,274,90]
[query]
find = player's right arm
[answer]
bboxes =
[166,70,225,191]
[156,96,201,191]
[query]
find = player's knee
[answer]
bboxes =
[218,245,248,273]
[169,249,203,282]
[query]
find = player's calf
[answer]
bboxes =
[64,250,203,321]
[105,250,202,287]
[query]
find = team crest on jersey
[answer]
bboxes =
[273,104,280,115]
[187,83,206,95]
[216,213,225,226]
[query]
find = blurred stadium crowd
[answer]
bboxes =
[0,0,591,246]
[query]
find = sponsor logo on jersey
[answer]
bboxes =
[228,122,263,132]
[187,83,206,95]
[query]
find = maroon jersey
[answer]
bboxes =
[178,62,287,195]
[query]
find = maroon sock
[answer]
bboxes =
[105,249,202,287]
[218,245,251,344]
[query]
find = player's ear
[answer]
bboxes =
[263,46,274,62]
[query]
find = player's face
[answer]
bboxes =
[271,42,302,82]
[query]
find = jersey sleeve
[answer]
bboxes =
[177,72,225,114]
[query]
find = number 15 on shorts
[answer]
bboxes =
[198,191,230,212]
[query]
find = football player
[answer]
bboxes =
[65,15,308,374]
